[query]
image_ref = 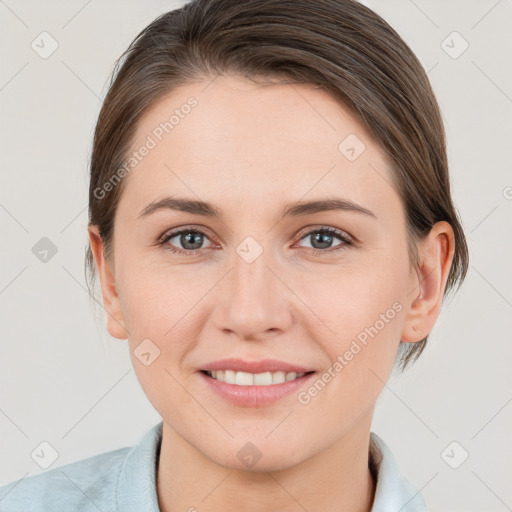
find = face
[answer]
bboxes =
[92,74,435,471]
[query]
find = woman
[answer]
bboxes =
[0,0,468,510]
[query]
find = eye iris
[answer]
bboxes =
[181,231,203,250]
[311,231,334,249]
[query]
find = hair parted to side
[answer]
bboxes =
[86,0,468,371]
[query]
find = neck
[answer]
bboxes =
[157,416,377,512]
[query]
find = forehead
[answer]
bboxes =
[118,74,399,221]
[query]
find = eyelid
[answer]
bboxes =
[157,224,218,244]
[293,224,354,245]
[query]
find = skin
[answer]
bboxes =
[89,74,454,512]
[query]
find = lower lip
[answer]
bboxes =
[198,371,316,407]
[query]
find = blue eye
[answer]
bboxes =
[159,228,213,256]
[296,227,352,255]
[158,226,353,257]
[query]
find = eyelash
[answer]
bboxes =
[157,225,354,257]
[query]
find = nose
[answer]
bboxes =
[212,242,294,341]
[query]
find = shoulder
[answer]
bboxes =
[0,421,163,512]
[0,446,129,512]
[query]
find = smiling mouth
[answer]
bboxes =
[201,369,315,386]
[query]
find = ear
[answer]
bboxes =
[88,225,128,340]
[401,221,455,343]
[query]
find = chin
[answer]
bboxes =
[203,438,309,473]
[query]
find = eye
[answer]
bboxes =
[294,226,353,255]
[159,227,214,256]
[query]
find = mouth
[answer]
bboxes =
[200,369,316,386]
[198,366,317,406]
[197,358,317,406]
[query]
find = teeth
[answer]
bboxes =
[235,371,254,386]
[207,370,307,386]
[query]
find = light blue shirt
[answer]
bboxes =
[0,422,427,511]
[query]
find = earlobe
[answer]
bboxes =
[401,221,455,343]
[87,225,128,340]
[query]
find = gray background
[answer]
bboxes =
[1,1,511,510]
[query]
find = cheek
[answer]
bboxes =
[295,264,408,427]
[117,265,209,418]
[306,256,408,338]
[299,255,410,408]
[116,260,218,385]
[116,249,211,330]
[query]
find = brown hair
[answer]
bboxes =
[86,0,469,371]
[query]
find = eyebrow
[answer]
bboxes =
[137,196,376,220]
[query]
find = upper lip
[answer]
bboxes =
[201,358,314,374]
